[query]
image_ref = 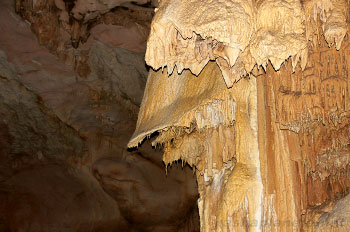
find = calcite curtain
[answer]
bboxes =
[129,0,350,231]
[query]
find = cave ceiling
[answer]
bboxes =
[145,0,347,87]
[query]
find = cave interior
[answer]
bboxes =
[0,0,350,231]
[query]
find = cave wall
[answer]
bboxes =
[0,0,200,231]
[258,34,350,231]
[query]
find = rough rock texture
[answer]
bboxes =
[0,51,128,231]
[130,0,350,231]
[145,0,347,88]
[14,0,154,76]
[68,0,158,22]
[0,0,200,231]
[314,194,350,231]
[93,154,199,232]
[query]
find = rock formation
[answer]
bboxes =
[3,0,350,230]
[14,0,155,76]
[129,0,350,231]
[0,0,200,231]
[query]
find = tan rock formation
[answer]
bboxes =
[130,0,350,231]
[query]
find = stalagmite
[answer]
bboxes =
[129,0,350,231]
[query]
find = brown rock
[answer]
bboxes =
[93,154,199,231]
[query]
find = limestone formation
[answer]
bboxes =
[2,0,350,230]
[144,0,347,87]
[130,0,350,231]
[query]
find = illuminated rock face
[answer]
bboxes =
[129,0,350,231]
[129,63,262,231]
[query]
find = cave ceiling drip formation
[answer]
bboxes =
[129,0,350,231]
